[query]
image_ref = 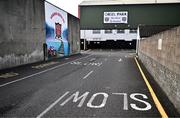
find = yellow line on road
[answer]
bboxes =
[134,57,168,118]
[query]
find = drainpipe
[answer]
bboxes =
[136,26,140,56]
[84,30,86,50]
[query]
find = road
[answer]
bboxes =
[0,50,179,117]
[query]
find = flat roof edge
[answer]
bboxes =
[79,2,180,6]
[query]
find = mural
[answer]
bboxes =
[45,2,69,58]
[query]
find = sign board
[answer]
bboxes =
[104,11,128,24]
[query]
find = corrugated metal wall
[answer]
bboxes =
[80,3,180,29]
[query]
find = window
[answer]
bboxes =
[92,30,100,34]
[104,30,112,34]
[117,30,125,33]
[129,30,137,33]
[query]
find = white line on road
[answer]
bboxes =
[97,62,102,67]
[112,93,128,110]
[83,71,94,79]
[0,54,93,88]
[118,58,122,62]
[36,91,69,118]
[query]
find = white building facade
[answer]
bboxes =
[80,29,137,41]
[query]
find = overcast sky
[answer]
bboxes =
[46,0,180,17]
[46,0,83,17]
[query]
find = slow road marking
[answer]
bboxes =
[37,91,152,116]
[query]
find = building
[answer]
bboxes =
[79,0,180,49]
[80,29,137,49]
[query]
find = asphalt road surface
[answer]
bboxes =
[0,50,179,117]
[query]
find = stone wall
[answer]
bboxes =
[138,26,180,112]
[0,0,45,70]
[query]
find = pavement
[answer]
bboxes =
[0,49,179,117]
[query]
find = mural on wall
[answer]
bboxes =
[45,1,69,58]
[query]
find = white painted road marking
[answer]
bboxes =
[36,91,69,118]
[112,93,128,110]
[130,93,152,111]
[36,91,152,118]
[0,54,93,88]
[88,62,102,66]
[70,61,82,65]
[56,91,152,111]
[87,92,108,108]
[60,91,89,107]
[83,63,87,66]
[118,58,122,62]
[83,71,94,79]
[90,58,96,62]
[70,61,102,67]
[97,62,102,66]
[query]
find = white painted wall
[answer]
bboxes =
[80,29,137,41]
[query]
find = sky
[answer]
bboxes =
[46,0,83,17]
[46,0,180,17]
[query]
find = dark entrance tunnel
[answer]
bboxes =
[81,40,136,50]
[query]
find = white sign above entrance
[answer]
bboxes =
[104,11,128,24]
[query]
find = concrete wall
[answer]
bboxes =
[0,0,45,70]
[138,26,180,112]
[68,14,80,54]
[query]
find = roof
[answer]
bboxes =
[79,0,180,6]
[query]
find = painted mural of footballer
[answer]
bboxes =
[55,23,62,39]
[55,22,64,54]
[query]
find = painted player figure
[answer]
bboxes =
[55,23,64,55]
